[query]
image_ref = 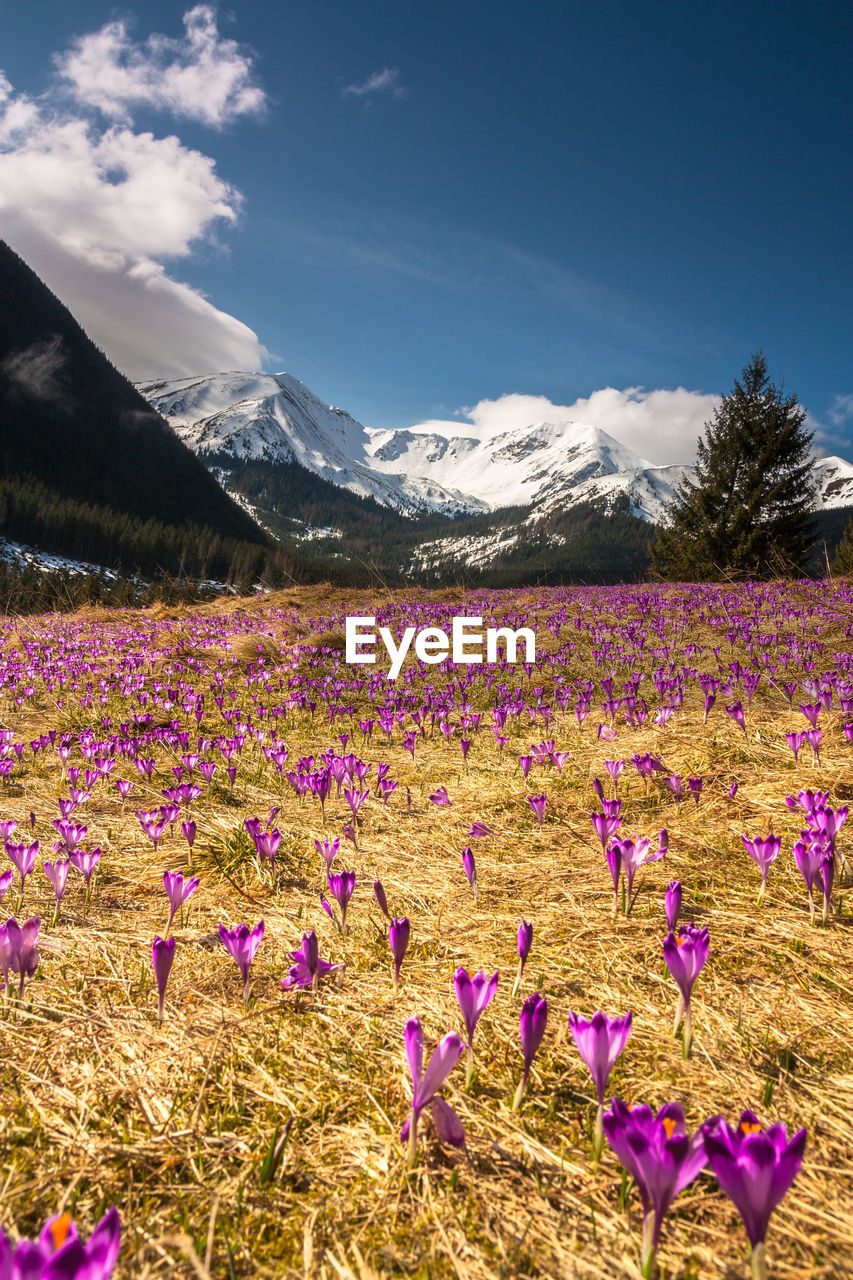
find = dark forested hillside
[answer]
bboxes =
[0,240,264,543]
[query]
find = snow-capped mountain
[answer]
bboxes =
[139,370,853,524]
[138,371,485,516]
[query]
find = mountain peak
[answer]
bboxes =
[138,367,853,524]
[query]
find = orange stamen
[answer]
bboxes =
[740,1121,762,1135]
[662,1116,677,1139]
[50,1213,73,1251]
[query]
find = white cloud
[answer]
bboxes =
[343,67,405,99]
[827,394,853,426]
[0,9,267,379]
[54,5,265,127]
[409,387,722,464]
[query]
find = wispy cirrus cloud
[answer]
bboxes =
[0,7,267,380]
[343,67,406,99]
[827,394,853,426]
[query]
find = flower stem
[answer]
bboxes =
[407,1112,419,1169]
[750,1241,768,1280]
[511,1074,527,1112]
[673,994,684,1036]
[682,1006,694,1059]
[640,1212,656,1278]
[593,1104,604,1163]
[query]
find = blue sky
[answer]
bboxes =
[2,1,852,463]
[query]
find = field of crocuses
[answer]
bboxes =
[2,580,853,1279]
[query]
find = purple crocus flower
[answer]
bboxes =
[163,870,200,934]
[429,786,451,806]
[603,1099,709,1278]
[135,810,166,852]
[344,787,369,819]
[255,828,281,868]
[70,847,102,890]
[218,920,264,1003]
[568,1010,632,1157]
[512,919,533,996]
[373,878,390,921]
[726,701,747,736]
[814,804,849,849]
[0,868,13,904]
[5,839,38,895]
[314,836,340,884]
[528,794,547,830]
[0,1206,121,1280]
[687,777,703,806]
[604,759,625,792]
[615,831,668,911]
[592,809,623,852]
[513,991,548,1111]
[663,774,684,802]
[44,859,70,922]
[462,846,478,901]
[401,1016,465,1167]
[606,840,623,918]
[467,821,492,839]
[519,754,533,779]
[327,870,356,934]
[454,968,498,1085]
[703,1110,807,1280]
[665,880,682,933]
[793,833,828,925]
[152,935,176,1020]
[663,923,710,1057]
[181,819,197,852]
[0,916,40,997]
[280,929,342,992]
[389,916,410,992]
[741,834,782,904]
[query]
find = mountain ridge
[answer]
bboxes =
[139,368,853,524]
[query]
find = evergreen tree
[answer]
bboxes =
[652,352,817,579]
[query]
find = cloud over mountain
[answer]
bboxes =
[0,8,266,380]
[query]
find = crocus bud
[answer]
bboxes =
[462,847,477,900]
[512,918,533,996]
[152,935,176,1020]
[665,880,682,933]
[373,879,390,920]
[389,916,410,990]
[517,919,533,969]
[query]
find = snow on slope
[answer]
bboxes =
[812,456,853,508]
[140,372,485,515]
[139,371,853,523]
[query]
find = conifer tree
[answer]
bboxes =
[652,352,817,579]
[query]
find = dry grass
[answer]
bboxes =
[1,583,853,1279]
